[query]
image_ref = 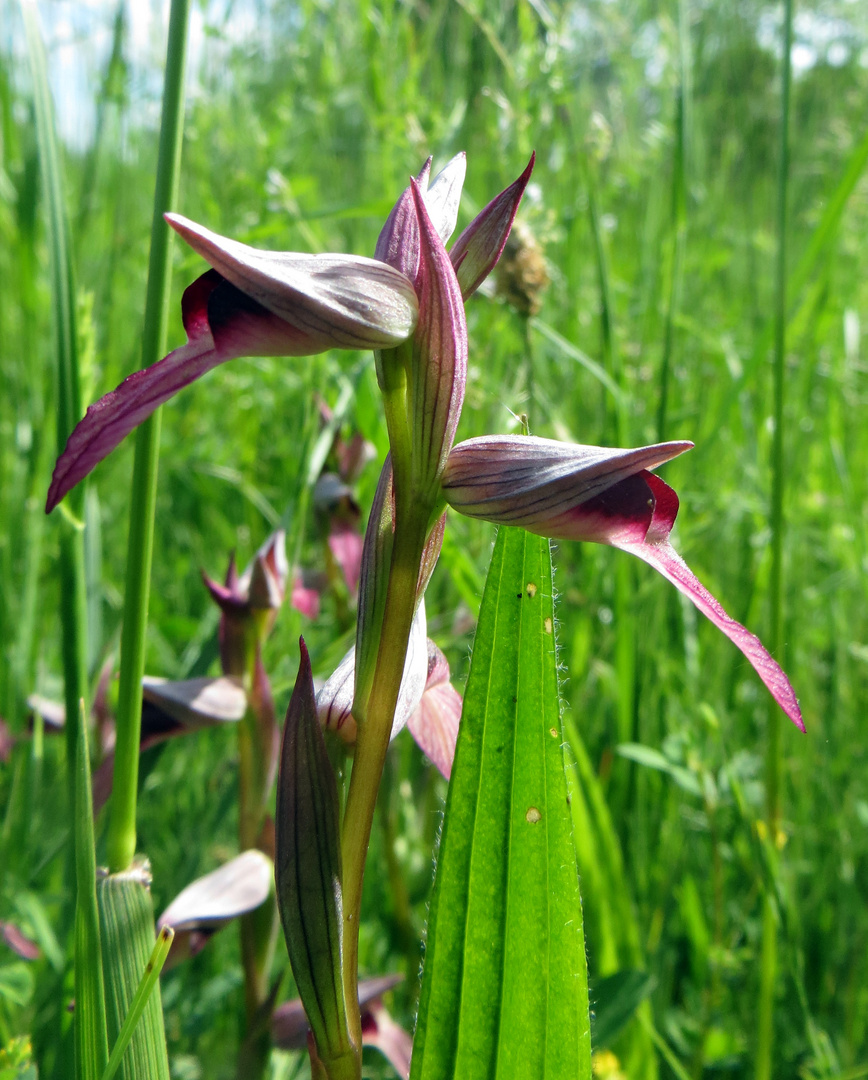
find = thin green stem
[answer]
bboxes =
[657,0,689,442]
[756,1,793,1076]
[340,506,427,1052]
[106,0,191,873]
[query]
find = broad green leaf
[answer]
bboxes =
[412,525,591,1080]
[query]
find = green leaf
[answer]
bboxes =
[101,926,174,1080]
[275,639,357,1078]
[98,863,171,1080]
[617,742,702,797]
[0,964,35,1008]
[590,970,656,1049]
[412,526,591,1080]
[73,702,110,1080]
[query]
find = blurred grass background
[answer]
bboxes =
[2,0,868,1076]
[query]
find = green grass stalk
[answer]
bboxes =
[106,0,191,873]
[21,0,89,808]
[756,1,793,1075]
[656,0,690,443]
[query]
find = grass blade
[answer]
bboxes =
[106,0,192,873]
[21,0,89,804]
[100,926,174,1080]
[73,701,109,1080]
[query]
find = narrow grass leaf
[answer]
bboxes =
[97,863,171,1080]
[21,0,89,804]
[73,701,109,1080]
[411,525,591,1080]
[100,926,173,1080]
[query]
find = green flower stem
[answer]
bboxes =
[756,1,793,1076]
[238,676,280,1080]
[340,499,427,1054]
[106,0,191,874]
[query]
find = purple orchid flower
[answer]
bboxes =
[441,435,804,731]
[46,155,533,513]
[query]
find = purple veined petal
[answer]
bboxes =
[47,249,412,511]
[424,152,467,245]
[406,640,462,779]
[443,435,803,730]
[416,510,447,602]
[316,646,357,741]
[46,275,221,511]
[317,600,429,744]
[610,473,805,732]
[449,153,535,300]
[167,214,418,349]
[409,180,469,495]
[374,158,433,280]
[441,434,692,529]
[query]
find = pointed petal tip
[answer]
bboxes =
[625,537,805,732]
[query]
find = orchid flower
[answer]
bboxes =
[46,154,533,513]
[440,434,804,731]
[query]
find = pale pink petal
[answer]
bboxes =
[362,1003,413,1080]
[407,679,462,780]
[424,152,466,244]
[328,521,363,595]
[291,575,321,620]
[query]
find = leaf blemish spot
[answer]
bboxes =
[544,617,553,634]
[526,582,537,597]
[526,807,542,824]
[517,592,522,599]
[549,727,558,738]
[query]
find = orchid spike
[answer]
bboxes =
[46,227,418,512]
[441,435,804,731]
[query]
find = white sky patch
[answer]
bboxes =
[22,0,244,151]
